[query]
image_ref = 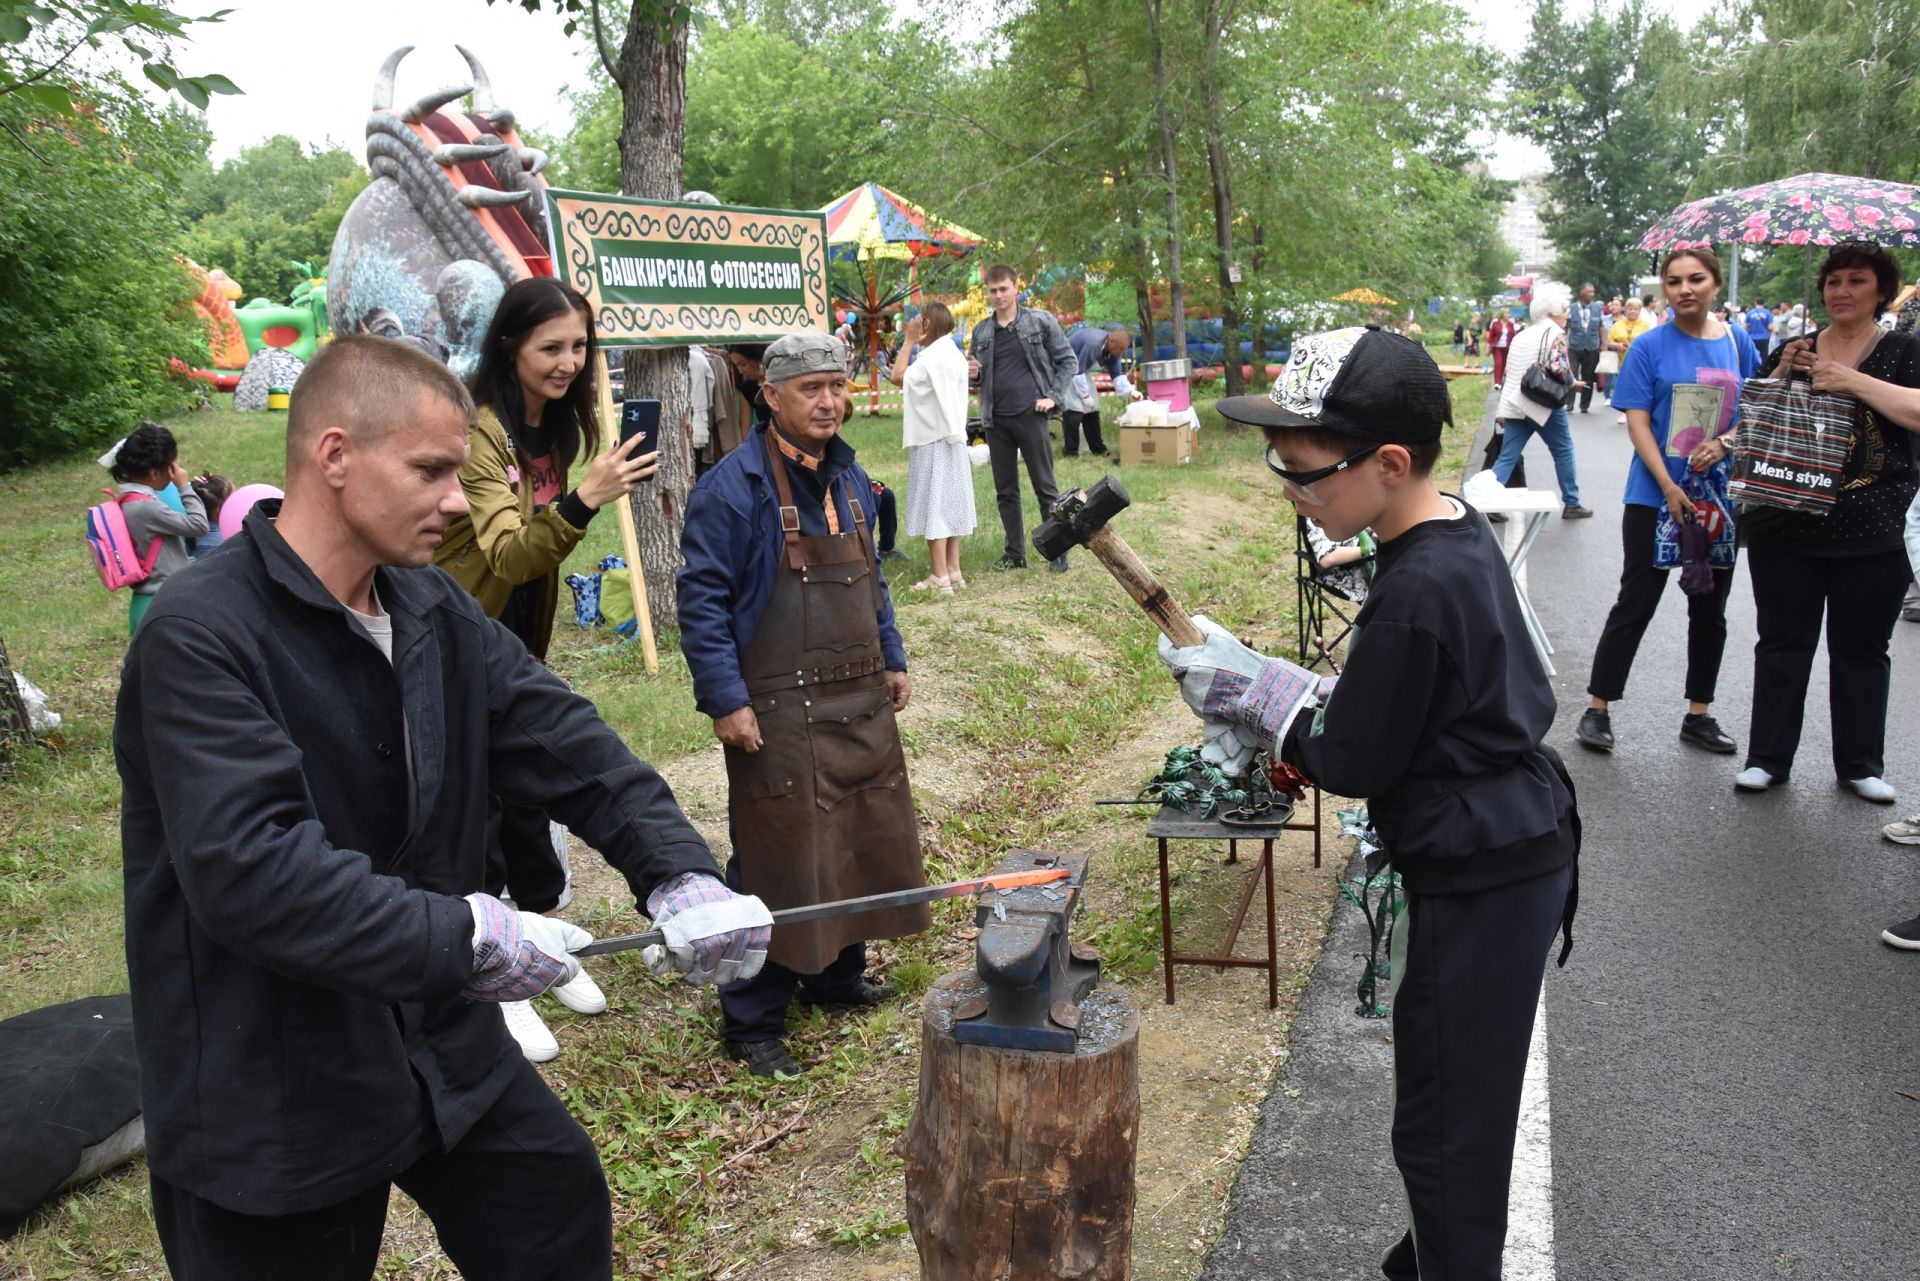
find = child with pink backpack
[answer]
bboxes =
[91,423,209,633]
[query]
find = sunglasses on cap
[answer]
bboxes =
[1264,442,1380,505]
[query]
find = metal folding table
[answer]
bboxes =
[1151,787,1321,1010]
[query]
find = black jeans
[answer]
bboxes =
[1383,863,1572,1281]
[1062,408,1106,456]
[872,481,897,553]
[1587,504,1736,705]
[986,411,1061,562]
[1569,347,1600,411]
[150,1058,612,1281]
[1744,540,1910,780]
[485,794,567,914]
[715,853,869,1042]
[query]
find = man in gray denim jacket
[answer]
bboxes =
[967,263,1080,571]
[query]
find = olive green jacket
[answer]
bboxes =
[434,407,586,660]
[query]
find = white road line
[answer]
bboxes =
[1504,991,1557,1280]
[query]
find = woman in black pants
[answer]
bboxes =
[1576,247,1760,755]
[1733,243,1920,801]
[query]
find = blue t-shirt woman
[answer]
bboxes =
[1576,248,1758,760]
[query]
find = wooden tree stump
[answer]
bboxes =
[899,971,1139,1281]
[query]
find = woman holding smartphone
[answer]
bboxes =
[435,276,659,1060]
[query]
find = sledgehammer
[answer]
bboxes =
[1031,475,1205,648]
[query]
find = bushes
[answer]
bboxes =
[0,83,207,471]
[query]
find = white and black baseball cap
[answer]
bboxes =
[1215,326,1451,445]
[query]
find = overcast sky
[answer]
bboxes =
[178,0,1716,178]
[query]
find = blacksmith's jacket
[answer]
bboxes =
[114,508,717,1215]
[677,424,906,719]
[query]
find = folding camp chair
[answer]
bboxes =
[1295,515,1374,671]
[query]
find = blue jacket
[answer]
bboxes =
[678,425,907,718]
[1069,325,1126,378]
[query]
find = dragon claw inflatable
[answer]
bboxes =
[328,45,553,376]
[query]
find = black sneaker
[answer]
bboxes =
[1880,916,1920,951]
[795,979,896,1009]
[725,1038,801,1078]
[1574,707,1614,752]
[1679,713,1737,754]
[991,554,1027,572]
[878,547,907,563]
[1048,554,1070,573]
[1487,512,1508,525]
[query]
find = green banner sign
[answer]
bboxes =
[545,189,830,348]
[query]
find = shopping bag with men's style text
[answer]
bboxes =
[1727,377,1855,515]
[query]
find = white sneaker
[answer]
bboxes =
[1846,776,1898,804]
[550,968,607,1015]
[1734,767,1776,791]
[501,999,559,1062]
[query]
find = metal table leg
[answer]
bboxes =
[1158,836,1175,1005]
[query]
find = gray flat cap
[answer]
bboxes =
[763,332,849,384]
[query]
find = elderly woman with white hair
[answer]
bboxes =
[1489,280,1592,518]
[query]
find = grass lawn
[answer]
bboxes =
[0,376,1487,1279]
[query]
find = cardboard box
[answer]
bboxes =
[1120,424,1194,467]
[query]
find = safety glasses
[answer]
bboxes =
[1264,443,1380,505]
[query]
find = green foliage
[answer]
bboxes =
[178,134,369,301]
[1509,0,1707,292]
[0,1,241,119]
[0,81,206,469]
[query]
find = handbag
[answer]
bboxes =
[1596,349,1620,376]
[1727,375,1856,515]
[1520,327,1574,408]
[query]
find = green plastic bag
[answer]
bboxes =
[599,568,638,637]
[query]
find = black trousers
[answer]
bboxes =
[1569,347,1600,411]
[1383,863,1571,1281]
[150,1058,612,1281]
[714,852,870,1042]
[873,481,898,554]
[1587,504,1736,705]
[485,794,567,914]
[986,411,1061,561]
[1744,540,1910,780]
[1062,408,1107,456]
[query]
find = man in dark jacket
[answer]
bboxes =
[115,336,772,1280]
[967,264,1079,571]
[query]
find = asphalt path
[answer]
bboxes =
[1204,392,1920,1279]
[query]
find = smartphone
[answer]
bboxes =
[619,398,661,477]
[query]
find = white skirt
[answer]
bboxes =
[904,439,978,540]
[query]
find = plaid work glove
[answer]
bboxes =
[643,872,773,986]
[463,893,591,1002]
[1159,617,1320,751]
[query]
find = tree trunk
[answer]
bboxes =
[1200,0,1243,397]
[1143,0,1186,363]
[0,629,32,763]
[614,3,695,630]
[900,972,1139,1280]
[1118,170,1156,358]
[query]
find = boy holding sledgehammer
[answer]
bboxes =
[1159,326,1578,1280]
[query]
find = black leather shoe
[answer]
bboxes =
[725,1038,801,1078]
[879,547,907,563]
[991,554,1027,571]
[1679,714,1737,754]
[796,980,896,1009]
[1575,707,1614,752]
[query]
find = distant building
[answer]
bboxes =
[1499,174,1555,273]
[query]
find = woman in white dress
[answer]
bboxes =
[888,301,976,593]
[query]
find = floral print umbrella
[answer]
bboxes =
[1639,172,1920,252]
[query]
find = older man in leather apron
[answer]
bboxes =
[677,333,930,1077]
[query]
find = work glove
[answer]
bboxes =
[643,872,773,986]
[1200,716,1261,776]
[463,893,592,1002]
[1160,617,1321,748]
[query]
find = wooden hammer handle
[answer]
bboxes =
[1083,525,1205,647]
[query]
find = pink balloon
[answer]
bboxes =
[219,483,283,541]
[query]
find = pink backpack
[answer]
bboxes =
[85,489,160,591]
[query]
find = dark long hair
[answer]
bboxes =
[468,277,599,470]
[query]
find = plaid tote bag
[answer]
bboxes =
[1728,377,1855,515]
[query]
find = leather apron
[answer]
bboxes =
[722,432,930,974]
